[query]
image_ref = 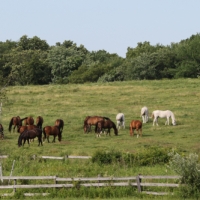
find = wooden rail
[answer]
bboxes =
[0,175,181,196]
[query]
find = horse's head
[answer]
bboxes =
[114,128,118,136]
[172,120,176,126]
[58,134,62,142]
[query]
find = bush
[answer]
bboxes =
[168,151,200,199]
[92,147,170,166]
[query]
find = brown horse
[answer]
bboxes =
[17,125,38,134]
[95,119,118,137]
[24,116,34,125]
[36,116,43,129]
[18,128,43,147]
[0,124,4,139]
[129,120,142,137]
[84,116,110,133]
[8,116,27,133]
[55,119,64,134]
[43,126,61,143]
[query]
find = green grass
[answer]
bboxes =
[0,79,200,198]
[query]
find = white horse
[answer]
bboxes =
[152,110,176,126]
[141,106,149,123]
[116,113,125,129]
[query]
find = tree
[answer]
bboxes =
[48,44,87,84]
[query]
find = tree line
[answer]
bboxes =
[0,33,200,86]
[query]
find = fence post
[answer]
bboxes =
[54,175,57,185]
[14,179,16,193]
[136,175,142,193]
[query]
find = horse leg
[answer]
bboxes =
[52,136,55,143]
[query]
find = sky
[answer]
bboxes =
[1,0,200,58]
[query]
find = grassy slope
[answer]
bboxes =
[0,79,199,177]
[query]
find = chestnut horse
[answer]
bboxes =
[0,124,4,139]
[84,116,110,133]
[95,119,118,137]
[8,116,27,133]
[36,116,44,129]
[18,128,43,147]
[43,126,61,143]
[129,120,142,138]
[24,116,34,125]
[55,119,64,134]
[17,125,38,134]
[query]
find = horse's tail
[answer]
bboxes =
[18,133,23,147]
[103,117,110,120]
[151,113,154,119]
[8,118,13,132]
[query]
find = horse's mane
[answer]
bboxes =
[103,116,110,120]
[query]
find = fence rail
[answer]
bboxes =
[0,175,181,196]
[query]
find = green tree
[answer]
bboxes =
[48,43,88,84]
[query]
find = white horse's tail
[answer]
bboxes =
[151,113,154,119]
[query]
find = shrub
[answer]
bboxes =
[168,151,200,199]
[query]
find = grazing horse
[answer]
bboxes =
[55,119,64,134]
[152,110,176,126]
[43,126,61,143]
[84,116,110,133]
[24,116,34,125]
[129,120,142,138]
[18,128,43,147]
[17,125,38,134]
[95,119,118,137]
[0,124,4,139]
[116,113,125,129]
[141,106,149,123]
[36,116,44,130]
[8,116,27,133]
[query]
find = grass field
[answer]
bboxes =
[0,79,200,198]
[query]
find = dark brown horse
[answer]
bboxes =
[55,119,64,134]
[0,124,4,139]
[24,116,34,125]
[8,116,27,133]
[129,120,142,137]
[84,116,110,133]
[95,119,118,137]
[43,126,61,143]
[18,128,43,147]
[36,116,43,130]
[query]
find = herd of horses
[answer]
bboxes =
[84,107,176,138]
[0,107,176,146]
[6,116,64,147]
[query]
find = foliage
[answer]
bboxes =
[92,147,170,166]
[168,151,200,199]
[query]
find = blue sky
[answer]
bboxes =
[1,0,200,58]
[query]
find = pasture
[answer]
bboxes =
[0,79,200,198]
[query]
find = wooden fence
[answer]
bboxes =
[0,175,181,197]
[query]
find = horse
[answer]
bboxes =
[129,120,142,138]
[17,125,38,134]
[18,128,43,147]
[8,116,27,133]
[36,116,43,130]
[95,119,118,137]
[116,113,125,129]
[0,124,4,139]
[84,116,110,133]
[43,126,61,143]
[141,106,149,123]
[24,116,34,125]
[152,110,176,126]
[55,119,64,134]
